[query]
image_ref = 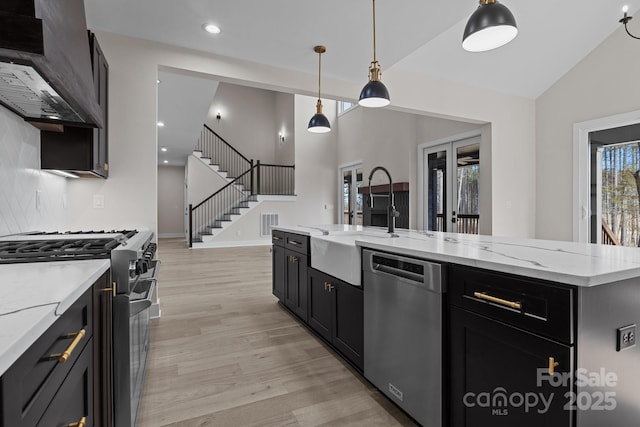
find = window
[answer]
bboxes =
[338,101,356,115]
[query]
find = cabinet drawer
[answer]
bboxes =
[37,340,93,427]
[285,233,309,255]
[272,230,285,246]
[1,287,93,427]
[449,265,574,344]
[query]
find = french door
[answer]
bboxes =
[339,163,364,225]
[424,137,480,233]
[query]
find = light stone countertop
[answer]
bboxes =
[0,259,110,376]
[276,225,640,287]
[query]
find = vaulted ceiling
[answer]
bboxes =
[83,0,638,165]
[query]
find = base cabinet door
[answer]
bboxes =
[332,280,364,370]
[308,268,364,371]
[449,307,573,427]
[272,244,285,302]
[285,250,308,321]
[308,269,333,342]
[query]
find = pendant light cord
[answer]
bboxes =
[372,0,377,63]
[318,50,322,100]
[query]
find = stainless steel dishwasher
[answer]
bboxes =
[363,249,444,427]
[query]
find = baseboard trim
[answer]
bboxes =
[192,239,272,249]
[158,233,185,238]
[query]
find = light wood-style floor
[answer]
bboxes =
[137,238,417,427]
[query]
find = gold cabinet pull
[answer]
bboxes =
[328,284,335,292]
[102,282,116,297]
[548,357,559,375]
[51,329,86,363]
[67,417,86,427]
[273,236,282,241]
[473,291,522,310]
[289,240,300,246]
[290,255,299,262]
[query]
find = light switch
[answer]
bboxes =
[93,194,105,209]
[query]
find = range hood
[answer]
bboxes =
[0,0,103,128]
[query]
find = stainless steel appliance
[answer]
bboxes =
[0,229,158,427]
[363,249,444,427]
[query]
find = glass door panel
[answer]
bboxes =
[424,137,480,234]
[454,142,480,234]
[340,164,364,225]
[426,148,448,231]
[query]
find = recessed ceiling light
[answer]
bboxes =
[163,160,169,164]
[202,23,221,34]
[157,121,165,127]
[161,147,168,152]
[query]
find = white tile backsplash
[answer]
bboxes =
[0,106,69,236]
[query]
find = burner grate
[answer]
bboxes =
[0,238,120,264]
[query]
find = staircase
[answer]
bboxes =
[189,125,295,247]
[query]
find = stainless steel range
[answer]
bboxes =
[0,229,159,427]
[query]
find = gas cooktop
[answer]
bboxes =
[0,230,138,264]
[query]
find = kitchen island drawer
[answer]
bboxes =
[285,233,309,255]
[449,265,574,344]
[1,287,93,427]
[272,230,285,246]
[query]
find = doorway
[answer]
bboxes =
[339,162,364,225]
[589,124,640,246]
[423,136,480,233]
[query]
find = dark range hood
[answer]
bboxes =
[0,0,103,129]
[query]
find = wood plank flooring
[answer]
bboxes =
[137,238,417,426]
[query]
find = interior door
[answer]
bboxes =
[340,164,364,225]
[424,137,480,233]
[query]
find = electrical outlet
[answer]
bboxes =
[617,324,636,351]
[93,194,105,209]
[35,190,41,211]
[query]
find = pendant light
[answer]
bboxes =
[462,0,518,52]
[358,0,390,108]
[308,45,331,133]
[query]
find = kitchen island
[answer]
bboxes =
[272,225,640,427]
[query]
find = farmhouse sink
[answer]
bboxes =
[310,229,400,286]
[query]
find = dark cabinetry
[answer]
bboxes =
[361,182,409,229]
[1,287,94,426]
[284,233,309,321]
[0,273,113,427]
[93,272,113,427]
[272,231,309,322]
[308,268,364,370]
[272,231,286,301]
[41,31,109,178]
[448,265,574,427]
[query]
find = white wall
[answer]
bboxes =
[205,82,278,163]
[536,27,640,241]
[293,95,339,224]
[68,31,535,239]
[0,106,69,235]
[274,92,295,165]
[336,107,484,230]
[157,165,185,237]
[186,155,228,206]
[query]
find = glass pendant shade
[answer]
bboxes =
[462,1,517,52]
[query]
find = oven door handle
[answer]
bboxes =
[129,279,156,317]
